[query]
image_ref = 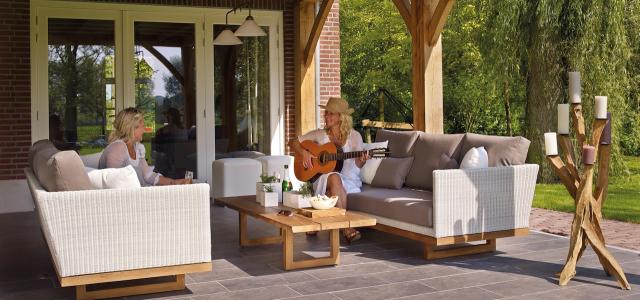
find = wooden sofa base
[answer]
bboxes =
[59,262,211,300]
[372,224,528,260]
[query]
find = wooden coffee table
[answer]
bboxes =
[215,196,376,270]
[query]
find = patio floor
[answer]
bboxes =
[1,204,639,300]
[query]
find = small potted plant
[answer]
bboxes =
[283,182,313,209]
[258,185,279,207]
[256,173,282,203]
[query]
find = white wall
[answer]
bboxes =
[0,180,34,213]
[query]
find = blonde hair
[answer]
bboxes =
[109,107,145,143]
[325,112,353,146]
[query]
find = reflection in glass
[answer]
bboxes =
[134,22,197,179]
[48,18,115,154]
[214,24,271,158]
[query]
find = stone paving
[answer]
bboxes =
[530,208,640,251]
[0,206,638,300]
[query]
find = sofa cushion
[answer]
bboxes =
[374,129,418,158]
[31,142,93,192]
[371,157,413,189]
[360,140,389,184]
[438,153,459,170]
[348,185,433,227]
[29,139,55,171]
[86,165,141,189]
[460,133,530,167]
[405,133,464,190]
[460,146,488,169]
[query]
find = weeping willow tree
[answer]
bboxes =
[479,0,633,182]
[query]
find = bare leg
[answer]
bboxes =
[326,174,360,243]
[326,174,347,209]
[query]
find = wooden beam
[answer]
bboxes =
[303,0,335,67]
[426,0,455,46]
[295,0,319,136]
[142,45,185,86]
[361,119,414,130]
[411,0,444,133]
[391,0,413,36]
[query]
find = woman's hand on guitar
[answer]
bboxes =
[357,152,370,164]
[302,150,316,169]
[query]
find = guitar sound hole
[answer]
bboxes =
[319,152,326,165]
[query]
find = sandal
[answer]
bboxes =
[343,228,361,244]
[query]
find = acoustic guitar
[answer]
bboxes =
[294,140,389,182]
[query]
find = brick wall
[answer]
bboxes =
[0,0,31,180]
[318,0,340,127]
[0,0,340,179]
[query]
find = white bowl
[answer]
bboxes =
[308,195,338,210]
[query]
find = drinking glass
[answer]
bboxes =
[185,171,194,184]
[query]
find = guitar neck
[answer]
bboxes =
[326,150,369,162]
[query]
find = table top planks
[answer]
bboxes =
[216,196,376,233]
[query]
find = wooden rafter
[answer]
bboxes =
[142,45,185,86]
[426,0,455,46]
[303,0,335,67]
[392,0,413,36]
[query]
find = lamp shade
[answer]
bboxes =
[235,16,266,37]
[213,28,242,45]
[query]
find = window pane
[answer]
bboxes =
[134,22,197,179]
[48,18,115,155]
[214,25,271,158]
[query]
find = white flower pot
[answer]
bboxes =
[256,182,282,202]
[283,191,311,209]
[258,191,279,207]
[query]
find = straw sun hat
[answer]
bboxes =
[319,97,354,115]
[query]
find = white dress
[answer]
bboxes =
[98,139,161,186]
[298,129,364,195]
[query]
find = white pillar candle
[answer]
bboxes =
[544,132,558,156]
[558,104,570,134]
[569,72,581,103]
[595,96,607,119]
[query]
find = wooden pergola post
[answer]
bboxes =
[295,0,335,136]
[294,0,454,135]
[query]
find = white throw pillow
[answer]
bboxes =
[460,146,489,169]
[360,140,389,184]
[85,165,141,189]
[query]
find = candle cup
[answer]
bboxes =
[582,145,596,165]
[569,72,581,103]
[600,112,612,145]
[544,132,558,156]
[558,104,570,134]
[595,96,607,119]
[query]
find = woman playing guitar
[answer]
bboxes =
[288,97,369,243]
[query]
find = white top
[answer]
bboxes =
[98,139,161,186]
[298,129,364,194]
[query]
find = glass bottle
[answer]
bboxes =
[282,165,291,192]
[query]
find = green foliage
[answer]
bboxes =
[534,156,640,223]
[262,185,274,193]
[260,174,278,183]
[298,182,314,197]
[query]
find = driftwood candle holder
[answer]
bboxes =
[546,103,630,289]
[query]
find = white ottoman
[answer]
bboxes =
[212,158,262,199]
[255,155,303,190]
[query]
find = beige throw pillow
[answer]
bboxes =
[31,142,93,192]
[371,157,414,189]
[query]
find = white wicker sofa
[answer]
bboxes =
[348,130,539,259]
[25,140,212,300]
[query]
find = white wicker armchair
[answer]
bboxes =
[24,168,212,299]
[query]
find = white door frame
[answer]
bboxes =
[30,1,284,185]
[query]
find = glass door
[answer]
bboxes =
[46,18,117,155]
[132,21,197,179]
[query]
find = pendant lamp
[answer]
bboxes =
[234,8,266,37]
[213,11,242,45]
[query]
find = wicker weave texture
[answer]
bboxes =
[26,170,211,277]
[432,164,539,238]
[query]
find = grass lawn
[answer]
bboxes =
[534,156,640,223]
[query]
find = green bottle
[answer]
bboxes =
[282,165,291,192]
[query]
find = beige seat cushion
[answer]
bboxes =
[375,129,418,158]
[348,185,433,227]
[460,133,530,167]
[405,133,464,191]
[30,140,93,192]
